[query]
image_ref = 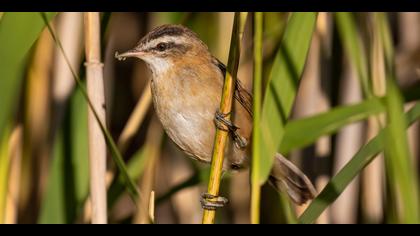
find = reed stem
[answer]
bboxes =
[84,12,107,224]
[202,12,247,224]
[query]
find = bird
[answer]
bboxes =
[115,24,316,209]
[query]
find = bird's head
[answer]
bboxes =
[115,24,211,76]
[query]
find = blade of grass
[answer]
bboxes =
[251,12,263,224]
[41,13,140,203]
[280,97,384,154]
[202,12,248,224]
[280,84,420,156]
[298,102,420,224]
[384,80,419,223]
[258,12,317,183]
[378,12,419,223]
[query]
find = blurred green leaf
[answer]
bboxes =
[384,80,419,223]
[298,102,420,224]
[39,87,89,224]
[335,12,371,97]
[258,12,317,183]
[0,12,56,138]
[280,97,385,154]
[279,83,420,155]
[384,15,418,223]
[379,12,419,223]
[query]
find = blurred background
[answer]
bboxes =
[0,12,419,224]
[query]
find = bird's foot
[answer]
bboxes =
[200,193,229,210]
[214,109,236,132]
[214,109,248,149]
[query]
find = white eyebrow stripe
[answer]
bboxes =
[144,35,188,49]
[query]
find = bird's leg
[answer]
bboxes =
[200,193,229,210]
[214,109,234,132]
[214,109,248,149]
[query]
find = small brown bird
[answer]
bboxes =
[116,24,316,209]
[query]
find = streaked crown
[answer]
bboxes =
[134,24,208,57]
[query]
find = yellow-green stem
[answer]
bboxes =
[202,12,247,224]
[0,127,10,224]
[202,69,236,224]
[251,12,263,224]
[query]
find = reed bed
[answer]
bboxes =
[0,12,419,224]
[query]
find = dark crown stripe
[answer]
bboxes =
[144,25,186,43]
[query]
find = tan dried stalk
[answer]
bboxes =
[84,12,107,224]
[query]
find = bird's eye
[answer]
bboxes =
[156,43,167,51]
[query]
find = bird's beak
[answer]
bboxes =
[115,48,144,61]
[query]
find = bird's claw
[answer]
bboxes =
[200,193,229,210]
[214,109,237,132]
[214,109,248,149]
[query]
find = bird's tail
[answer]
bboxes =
[268,153,317,205]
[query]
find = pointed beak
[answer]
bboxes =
[115,48,144,61]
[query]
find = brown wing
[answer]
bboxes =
[213,57,253,118]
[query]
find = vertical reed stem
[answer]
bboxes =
[0,128,10,224]
[202,12,247,224]
[251,12,263,224]
[84,12,107,224]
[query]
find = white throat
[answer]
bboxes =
[141,56,173,77]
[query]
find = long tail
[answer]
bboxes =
[268,153,317,205]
